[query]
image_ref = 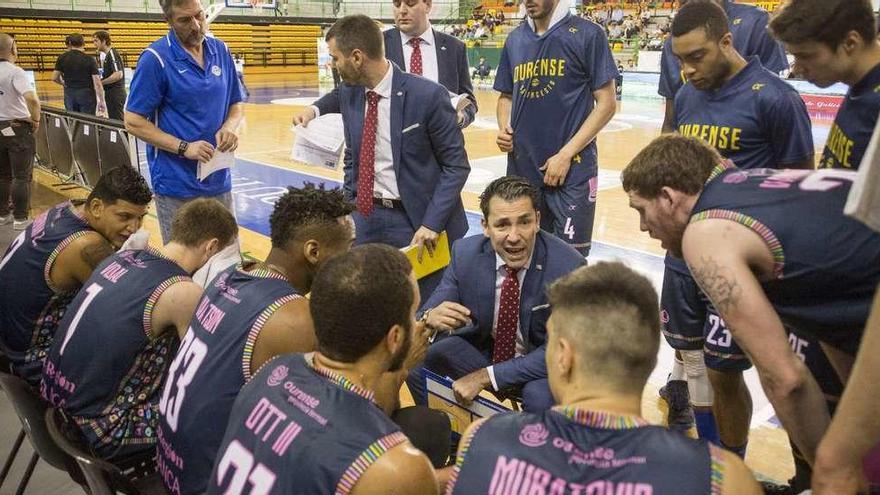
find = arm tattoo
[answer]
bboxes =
[691,255,742,314]
[80,240,115,270]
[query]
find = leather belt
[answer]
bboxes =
[373,197,404,209]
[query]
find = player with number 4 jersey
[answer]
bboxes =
[39,199,236,462]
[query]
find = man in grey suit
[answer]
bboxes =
[294,0,478,128]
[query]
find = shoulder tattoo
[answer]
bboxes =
[690,255,742,314]
[79,239,115,270]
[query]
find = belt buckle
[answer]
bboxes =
[381,198,394,209]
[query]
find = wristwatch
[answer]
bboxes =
[420,308,439,343]
[177,140,189,156]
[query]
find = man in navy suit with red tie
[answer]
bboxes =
[406,177,585,413]
[296,0,477,128]
[320,15,470,297]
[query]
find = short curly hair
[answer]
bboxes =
[622,135,721,198]
[269,183,355,249]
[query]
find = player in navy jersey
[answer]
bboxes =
[659,0,788,133]
[623,135,880,468]
[770,0,880,170]
[494,0,617,256]
[0,166,151,386]
[208,245,439,495]
[660,0,816,458]
[40,199,237,463]
[156,185,355,495]
[445,262,761,495]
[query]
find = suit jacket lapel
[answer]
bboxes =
[519,234,547,343]
[386,29,405,70]
[390,65,405,178]
[477,240,497,340]
[434,29,453,90]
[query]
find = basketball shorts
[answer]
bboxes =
[660,266,752,372]
[539,175,597,257]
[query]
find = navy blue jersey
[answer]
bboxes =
[494,14,618,186]
[157,263,301,495]
[206,354,404,495]
[691,165,880,355]
[675,57,814,170]
[40,248,188,459]
[0,202,93,384]
[819,63,880,170]
[447,407,721,494]
[659,0,788,98]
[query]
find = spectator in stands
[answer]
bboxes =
[473,56,491,79]
[92,30,126,121]
[52,34,106,116]
[497,10,505,24]
[0,33,40,229]
[124,0,244,244]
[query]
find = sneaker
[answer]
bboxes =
[0,214,12,226]
[659,379,695,432]
[760,480,793,495]
[13,219,30,231]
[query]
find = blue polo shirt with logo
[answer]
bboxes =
[126,31,242,198]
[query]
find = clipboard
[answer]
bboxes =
[424,369,511,437]
[400,231,451,280]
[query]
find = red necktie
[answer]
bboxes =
[408,38,423,76]
[493,265,520,364]
[357,91,380,217]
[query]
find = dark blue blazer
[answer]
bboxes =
[316,28,478,127]
[421,231,586,389]
[338,64,470,240]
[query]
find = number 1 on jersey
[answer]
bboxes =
[59,283,103,355]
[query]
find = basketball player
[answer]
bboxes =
[494,0,618,256]
[207,245,438,494]
[662,0,815,455]
[40,198,237,462]
[0,166,152,386]
[770,0,880,170]
[623,135,880,465]
[659,0,788,133]
[156,185,354,495]
[445,262,761,494]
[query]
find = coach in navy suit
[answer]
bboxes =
[296,0,477,128]
[406,177,586,412]
[321,15,469,297]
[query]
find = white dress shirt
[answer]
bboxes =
[486,252,530,391]
[400,25,440,84]
[368,62,399,200]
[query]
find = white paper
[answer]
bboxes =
[109,131,117,143]
[291,113,345,169]
[198,151,235,181]
[83,125,89,136]
[449,92,473,112]
[119,229,150,251]
[845,115,880,233]
[0,127,14,137]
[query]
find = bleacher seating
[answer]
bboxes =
[0,17,321,77]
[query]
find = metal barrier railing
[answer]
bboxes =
[35,106,143,189]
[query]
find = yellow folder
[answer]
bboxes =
[401,231,451,280]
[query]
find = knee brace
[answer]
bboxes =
[681,350,713,408]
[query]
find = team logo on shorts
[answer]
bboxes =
[660,309,670,324]
[267,364,289,387]
[211,65,222,77]
[519,423,549,447]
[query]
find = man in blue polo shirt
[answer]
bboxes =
[659,0,788,133]
[124,0,243,243]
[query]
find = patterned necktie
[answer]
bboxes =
[408,38,423,76]
[493,265,521,364]
[356,90,380,217]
